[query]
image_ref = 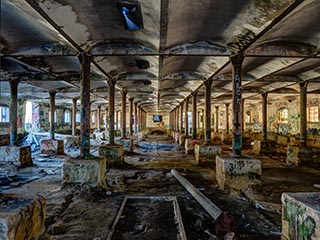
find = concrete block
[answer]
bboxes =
[281,192,320,240]
[286,145,300,166]
[252,140,261,155]
[99,144,124,166]
[40,139,64,155]
[195,144,222,165]
[0,146,32,167]
[63,157,106,186]
[65,136,80,148]
[277,135,288,145]
[116,138,134,151]
[216,156,261,191]
[0,194,46,240]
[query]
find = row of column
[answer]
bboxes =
[169,55,309,157]
[7,53,309,158]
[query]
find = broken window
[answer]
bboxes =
[76,112,80,123]
[0,105,9,123]
[118,1,143,31]
[278,107,288,124]
[64,111,71,123]
[307,105,319,122]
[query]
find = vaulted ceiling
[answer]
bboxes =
[1,0,320,112]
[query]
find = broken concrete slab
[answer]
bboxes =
[0,193,46,240]
[286,145,300,166]
[281,192,320,240]
[116,138,134,151]
[62,157,106,186]
[0,145,32,167]
[216,156,262,191]
[65,136,80,148]
[252,140,261,155]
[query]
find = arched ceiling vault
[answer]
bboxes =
[1,0,320,113]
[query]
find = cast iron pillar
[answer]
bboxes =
[204,79,213,144]
[115,110,119,131]
[134,102,138,133]
[262,93,268,141]
[129,98,134,135]
[49,91,56,141]
[192,92,197,139]
[230,54,244,157]
[180,102,184,133]
[9,79,19,146]
[215,106,219,133]
[185,98,189,135]
[121,89,127,138]
[97,105,101,132]
[225,103,230,134]
[197,111,200,130]
[241,99,245,133]
[105,108,108,130]
[108,80,116,145]
[72,98,77,135]
[300,82,308,147]
[79,53,92,157]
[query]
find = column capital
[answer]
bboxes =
[49,90,56,97]
[230,54,244,66]
[78,52,92,64]
[204,78,213,87]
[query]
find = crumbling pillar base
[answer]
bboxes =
[63,157,106,186]
[99,144,124,167]
[0,145,32,167]
[194,144,221,165]
[216,155,261,191]
[281,192,320,240]
[40,139,65,155]
[0,194,46,240]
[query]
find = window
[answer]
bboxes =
[92,113,96,123]
[64,111,71,123]
[307,106,319,122]
[118,1,143,31]
[278,108,288,124]
[76,112,80,123]
[0,105,9,123]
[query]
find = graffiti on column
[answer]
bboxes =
[233,73,242,150]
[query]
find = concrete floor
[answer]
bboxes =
[0,134,319,240]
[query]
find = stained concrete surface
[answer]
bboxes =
[0,134,319,240]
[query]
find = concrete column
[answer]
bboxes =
[129,98,134,135]
[230,54,244,157]
[49,91,56,141]
[79,54,92,157]
[215,106,219,133]
[180,102,184,133]
[300,82,308,147]
[225,103,230,134]
[9,80,19,146]
[108,80,116,145]
[97,105,101,132]
[204,79,213,144]
[192,92,197,139]
[185,98,189,135]
[262,93,268,141]
[72,98,77,135]
[121,89,127,138]
[134,102,138,133]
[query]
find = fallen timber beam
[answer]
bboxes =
[171,168,234,234]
